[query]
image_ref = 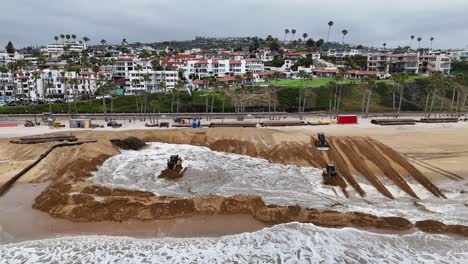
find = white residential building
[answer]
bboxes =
[127,70,178,94]
[367,53,451,75]
[46,42,87,58]
[183,59,260,80]
[0,51,25,66]
[446,50,468,61]
[327,49,361,58]
[419,54,451,75]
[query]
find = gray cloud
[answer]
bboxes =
[1,0,467,49]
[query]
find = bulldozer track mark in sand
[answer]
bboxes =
[371,139,446,199]
[405,156,464,181]
[337,138,395,199]
[354,138,419,199]
[320,140,351,198]
[404,151,468,160]
[330,138,366,197]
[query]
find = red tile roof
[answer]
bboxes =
[216,76,237,82]
[316,69,339,73]
[116,58,133,62]
[229,60,242,65]
[173,54,196,59]
[256,71,276,76]
[356,71,380,75]
[193,80,206,85]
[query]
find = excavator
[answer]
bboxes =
[315,132,330,151]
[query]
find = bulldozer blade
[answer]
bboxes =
[317,146,330,151]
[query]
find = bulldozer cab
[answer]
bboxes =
[325,163,337,177]
[316,132,330,151]
[167,155,182,171]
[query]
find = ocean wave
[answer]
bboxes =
[0,223,467,264]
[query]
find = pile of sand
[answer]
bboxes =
[0,128,465,236]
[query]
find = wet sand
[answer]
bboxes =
[0,183,269,244]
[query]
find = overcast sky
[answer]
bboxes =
[2,0,468,49]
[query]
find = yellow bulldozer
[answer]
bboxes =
[159,155,186,179]
[167,155,183,173]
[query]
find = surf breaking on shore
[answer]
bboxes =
[1,223,467,263]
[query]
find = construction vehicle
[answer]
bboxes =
[322,163,337,177]
[167,155,183,173]
[50,120,65,128]
[315,132,330,151]
[107,121,122,128]
[160,155,186,179]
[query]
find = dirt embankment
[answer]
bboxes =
[34,183,467,237]
[0,128,463,236]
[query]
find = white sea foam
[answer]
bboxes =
[0,223,467,264]
[92,143,468,225]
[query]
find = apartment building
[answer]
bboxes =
[327,49,361,58]
[127,70,178,94]
[283,52,320,61]
[46,42,87,58]
[367,53,450,75]
[446,49,468,61]
[0,72,15,99]
[245,58,265,73]
[0,51,28,66]
[182,59,262,80]
[419,54,451,75]
[34,70,98,99]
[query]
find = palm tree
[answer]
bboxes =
[71,34,77,43]
[60,34,65,44]
[453,74,465,115]
[284,29,290,44]
[302,33,308,45]
[430,37,435,50]
[54,36,59,45]
[427,71,444,117]
[31,71,41,104]
[335,68,348,116]
[135,64,143,89]
[394,73,408,117]
[244,71,254,85]
[327,21,334,43]
[65,34,71,43]
[122,38,128,46]
[290,29,296,42]
[383,43,387,52]
[391,73,401,117]
[175,80,184,117]
[410,35,415,49]
[417,37,422,50]
[341,30,348,45]
[327,81,337,119]
[83,37,90,48]
[100,39,107,46]
[46,81,54,112]
[363,76,376,118]
[297,70,308,118]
